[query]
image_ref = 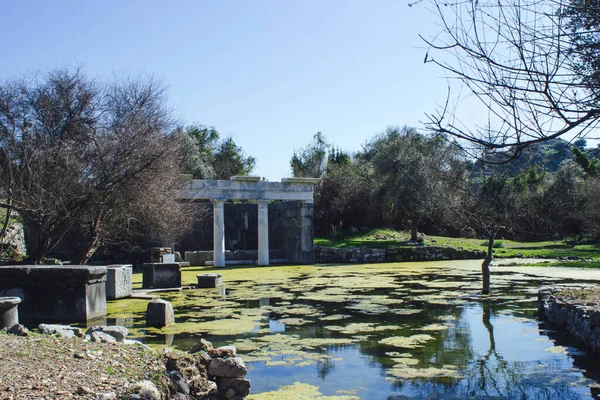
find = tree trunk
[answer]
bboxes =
[23,236,50,264]
[481,236,494,294]
[410,225,419,242]
[78,215,103,265]
[78,237,100,265]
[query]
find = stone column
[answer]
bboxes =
[213,200,226,268]
[258,200,269,266]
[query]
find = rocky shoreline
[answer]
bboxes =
[538,286,600,357]
[0,324,250,399]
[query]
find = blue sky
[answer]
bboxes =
[0,1,465,181]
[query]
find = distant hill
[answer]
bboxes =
[473,138,577,176]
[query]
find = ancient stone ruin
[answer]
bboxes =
[180,176,320,267]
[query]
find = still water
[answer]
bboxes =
[108,260,600,399]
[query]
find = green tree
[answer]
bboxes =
[290,132,329,178]
[361,126,463,241]
[181,124,255,179]
[573,147,600,176]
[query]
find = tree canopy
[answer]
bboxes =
[0,69,191,264]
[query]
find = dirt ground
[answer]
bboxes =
[0,331,166,400]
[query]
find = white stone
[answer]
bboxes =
[105,265,132,300]
[258,200,269,266]
[213,200,226,268]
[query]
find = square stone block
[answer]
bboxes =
[197,273,223,288]
[0,266,107,322]
[105,265,133,300]
[142,263,181,289]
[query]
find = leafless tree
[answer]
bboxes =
[445,154,518,294]
[421,0,600,157]
[0,69,193,264]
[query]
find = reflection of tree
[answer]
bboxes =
[476,300,508,397]
[405,303,587,399]
[316,352,335,379]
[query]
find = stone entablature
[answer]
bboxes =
[180,176,320,203]
[179,176,319,267]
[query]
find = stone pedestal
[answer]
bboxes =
[105,265,133,300]
[146,299,174,327]
[142,263,181,289]
[197,273,223,288]
[0,266,107,322]
[0,296,21,328]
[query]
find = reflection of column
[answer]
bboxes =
[213,200,225,267]
[258,200,269,266]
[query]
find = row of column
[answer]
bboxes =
[213,200,269,267]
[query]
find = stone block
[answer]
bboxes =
[197,273,223,288]
[146,299,175,327]
[0,266,107,322]
[218,378,251,397]
[0,296,21,329]
[105,265,132,300]
[208,357,247,378]
[142,263,181,289]
[85,325,129,342]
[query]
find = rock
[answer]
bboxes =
[7,324,29,337]
[96,393,117,400]
[208,357,247,378]
[129,380,161,400]
[77,385,92,394]
[168,371,190,395]
[170,394,191,400]
[90,331,117,344]
[196,350,213,366]
[189,338,213,353]
[85,326,129,342]
[38,324,82,338]
[225,388,236,399]
[197,273,223,288]
[208,346,236,358]
[145,299,175,327]
[164,352,207,384]
[218,378,251,396]
[190,378,218,398]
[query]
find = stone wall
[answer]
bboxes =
[185,249,286,266]
[270,201,315,264]
[538,287,600,356]
[315,245,485,263]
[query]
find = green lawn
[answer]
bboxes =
[315,228,600,260]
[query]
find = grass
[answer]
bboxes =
[315,228,600,260]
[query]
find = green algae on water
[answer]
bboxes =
[248,382,360,400]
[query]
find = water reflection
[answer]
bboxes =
[106,261,600,398]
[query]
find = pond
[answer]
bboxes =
[108,260,600,399]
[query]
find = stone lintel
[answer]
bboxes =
[230,176,261,182]
[280,177,321,184]
[180,179,316,203]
